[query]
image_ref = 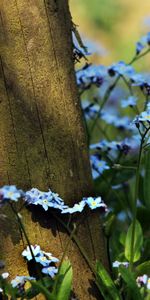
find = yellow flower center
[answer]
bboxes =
[98,162,103,167]
[41,257,47,261]
[8,192,14,197]
[91,201,97,207]
[43,199,48,204]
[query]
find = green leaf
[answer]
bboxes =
[125,220,143,263]
[51,260,72,300]
[96,261,121,300]
[119,266,142,300]
[143,149,150,209]
[136,261,150,276]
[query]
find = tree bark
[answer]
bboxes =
[0,0,108,299]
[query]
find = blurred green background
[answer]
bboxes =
[70,0,150,68]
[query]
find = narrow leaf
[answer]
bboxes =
[136,261,150,276]
[51,260,72,300]
[96,261,121,300]
[125,220,143,262]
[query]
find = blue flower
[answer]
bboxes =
[81,100,99,120]
[25,188,65,211]
[139,110,150,122]
[35,255,50,267]
[133,110,150,124]
[43,251,59,262]
[136,41,145,55]
[121,96,137,108]
[22,245,41,261]
[42,266,58,278]
[35,252,59,266]
[112,261,129,268]
[137,275,150,290]
[84,196,107,211]
[61,200,86,214]
[90,155,110,179]
[76,64,107,90]
[130,73,145,86]
[11,276,35,288]
[90,139,110,151]
[0,185,23,202]
[108,61,135,77]
[136,32,150,55]
[25,188,43,204]
[35,194,55,211]
[50,192,65,206]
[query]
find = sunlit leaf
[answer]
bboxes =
[51,260,72,300]
[125,220,143,263]
[96,261,121,300]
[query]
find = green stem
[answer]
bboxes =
[112,164,137,170]
[59,223,77,268]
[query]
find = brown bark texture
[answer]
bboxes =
[0,0,108,299]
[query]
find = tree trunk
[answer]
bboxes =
[0,0,108,299]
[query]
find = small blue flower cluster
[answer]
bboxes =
[11,275,35,288]
[25,188,67,211]
[62,196,107,213]
[76,64,108,93]
[90,137,140,158]
[0,185,107,214]
[25,188,107,213]
[22,245,59,278]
